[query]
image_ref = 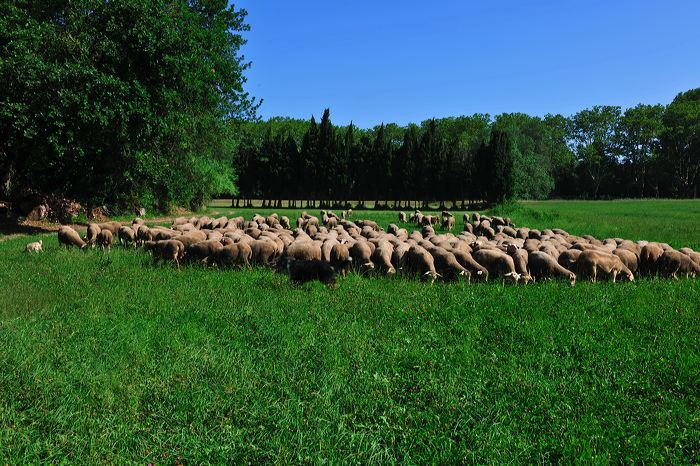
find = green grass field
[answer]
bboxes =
[1,200,699,463]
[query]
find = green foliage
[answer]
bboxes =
[1,200,699,462]
[660,89,700,198]
[0,0,257,211]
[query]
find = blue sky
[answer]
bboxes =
[235,0,700,128]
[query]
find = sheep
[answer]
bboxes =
[448,248,488,280]
[287,259,338,287]
[371,241,396,274]
[25,240,43,253]
[658,250,700,279]
[639,244,664,276]
[680,247,700,265]
[85,223,101,248]
[405,245,439,282]
[286,241,323,262]
[441,216,455,231]
[117,226,136,247]
[96,229,113,252]
[97,221,122,235]
[399,211,407,223]
[576,250,634,282]
[211,242,252,269]
[472,249,520,283]
[349,241,375,271]
[557,249,582,270]
[429,247,470,281]
[506,245,532,284]
[187,240,225,263]
[136,225,152,245]
[250,240,278,266]
[528,251,576,286]
[144,240,186,268]
[330,242,352,277]
[613,248,639,274]
[58,226,87,249]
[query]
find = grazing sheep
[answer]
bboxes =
[613,248,639,274]
[405,245,439,282]
[211,242,253,269]
[639,244,664,276]
[448,248,488,280]
[348,241,375,271]
[250,240,278,266]
[680,247,700,265]
[429,247,470,281]
[576,250,634,282]
[86,223,101,248]
[658,250,700,279]
[286,241,323,262]
[144,240,186,268]
[58,226,87,249]
[117,226,136,247]
[441,216,455,231]
[557,249,582,270]
[528,251,576,286]
[96,229,113,252]
[472,249,520,283]
[399,211,407,223]
[330,242,353,277]
[186,240,225,263]
[506,245,532,284]
[25,240,43,253]
[97,221,122,235]
[371,242,396,274]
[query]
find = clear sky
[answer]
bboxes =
[235,0,700,128]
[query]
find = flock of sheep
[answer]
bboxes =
[50,208,700,286]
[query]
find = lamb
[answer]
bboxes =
[576,250,634,282]
[528,251,576,286]
[25,240,43,253]
[287,259,338,287]
[658,250,700,279]
[96,229,113,252]
[472,248,520,283]
[58,226,87,249]
[399,211,407,223]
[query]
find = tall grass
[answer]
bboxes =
[1,200,699,462]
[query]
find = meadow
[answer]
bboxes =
[0,200,699,463]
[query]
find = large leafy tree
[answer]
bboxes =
[0,0,258,211]
[570,106,622,198]
[660,89,700,198]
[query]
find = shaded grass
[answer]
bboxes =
[1,200,700,462]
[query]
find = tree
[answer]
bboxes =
[660,89,700,198]
[0,0,258,211]
[570,106,622,198]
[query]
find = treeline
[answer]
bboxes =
[234,88,700,207]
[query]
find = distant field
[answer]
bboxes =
[1,200,699,463]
